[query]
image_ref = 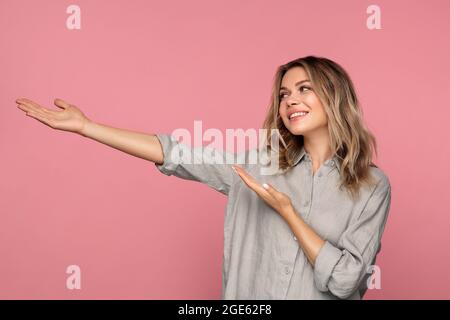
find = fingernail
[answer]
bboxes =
[262,183,269,190]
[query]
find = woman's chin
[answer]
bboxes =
[287,126,308,136]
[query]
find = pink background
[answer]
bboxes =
[1,0,449,299]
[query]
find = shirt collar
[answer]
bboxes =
[292,145,341,174]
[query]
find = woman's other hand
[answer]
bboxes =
[232,164,294,219]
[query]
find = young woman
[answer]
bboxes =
[16,55,391,300]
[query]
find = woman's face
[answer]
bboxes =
[278,66,328,136]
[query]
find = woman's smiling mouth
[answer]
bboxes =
[289,111,309,121]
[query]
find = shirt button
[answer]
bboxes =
[317,172,322,177]
[330,160,335,166]
[293,235,297,241]
[284,266,290,275]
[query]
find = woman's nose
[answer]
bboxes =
[287,96,302,107]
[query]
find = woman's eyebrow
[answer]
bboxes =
[280,80,311,91]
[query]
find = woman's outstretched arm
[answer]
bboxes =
[15,98,164,165]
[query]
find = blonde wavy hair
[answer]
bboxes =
[262,56,378,200]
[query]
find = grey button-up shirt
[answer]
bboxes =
[154,133,392,300]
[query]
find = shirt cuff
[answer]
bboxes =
[154,133,180,176]
[313,240,344,292]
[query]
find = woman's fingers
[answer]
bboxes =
[262,182,292,212]
[262,183,283,201]
[16,98,58,117]
[16,99,41,113]
[16,98,41,110]
[17,103,46,118]
[16,97,88,133]
[233,165,259,189]
[16,98,55,114]
[232,164,293,214]
[26,111,54,128]
[232,165,276,201]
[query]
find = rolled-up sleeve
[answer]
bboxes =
[313,175,392,299]
[153,133,236,196]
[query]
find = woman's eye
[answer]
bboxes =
[279,86,311,99]
[300,86,311,92]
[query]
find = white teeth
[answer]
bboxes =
[289,111,309,119]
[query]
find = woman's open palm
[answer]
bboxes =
[16,98,90,134]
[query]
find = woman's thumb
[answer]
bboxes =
[54,98,70,109]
